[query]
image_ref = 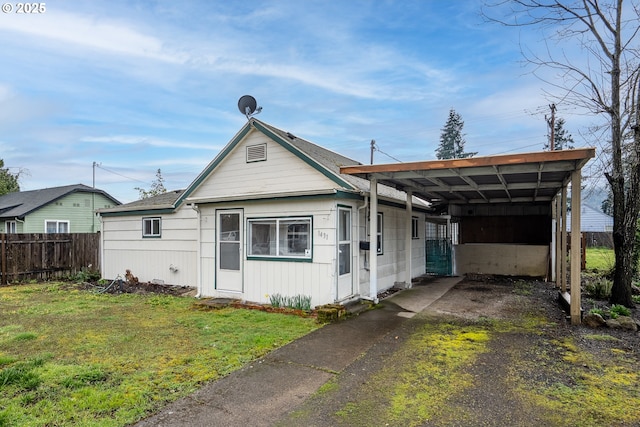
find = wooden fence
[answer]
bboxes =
[0,233,100,284]
[584,232,614,249]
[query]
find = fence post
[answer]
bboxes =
[1,233,5,285]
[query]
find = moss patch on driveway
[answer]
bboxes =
[282,279,640,427]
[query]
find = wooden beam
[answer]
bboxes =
[570,171,582,325]
[533,163,544,201]
[340,147,595,175]
[493,165,512,202]
[378,161,592,179]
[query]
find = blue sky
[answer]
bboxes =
[0,0,599,203]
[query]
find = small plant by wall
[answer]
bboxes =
[268,293,312,311]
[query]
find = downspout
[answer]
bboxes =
[98,214,104,279]
[356,194,369,299]
[191,203,202,298]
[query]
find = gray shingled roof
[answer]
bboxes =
[0,184,121,219]
[256,120,429,206]
[99,189,185,213]
[100,120,429,213]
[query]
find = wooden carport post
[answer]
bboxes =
[369,176,379,303]
[570,170,582,325]
[405,190,413,287]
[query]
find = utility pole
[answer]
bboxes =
[546,104,556,151]
[370,140,376,164]
[92,162,98,232]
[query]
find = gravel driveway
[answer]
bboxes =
[275,277,640,427]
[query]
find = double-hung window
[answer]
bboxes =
[142,217,161,238]
[248,217,312,260]
[45,220,69,233]
[5,220,16,233]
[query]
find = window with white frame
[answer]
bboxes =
[248,217,312,259]
[376,212,383,255]
[411,216,419,239]
[142,217,161,238]
[5,220,17,233]
[45,220,69,233]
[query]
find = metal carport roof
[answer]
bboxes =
[339,148,595,209]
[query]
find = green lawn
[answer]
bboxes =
[585,247,614,273]
[0,283,320,427]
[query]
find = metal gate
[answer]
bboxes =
[425,239,452,276]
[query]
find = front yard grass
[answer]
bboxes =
[0,283,320,427]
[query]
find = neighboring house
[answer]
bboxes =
[99,119,430,307]
[567,203,613,232]
[0,184,120,234]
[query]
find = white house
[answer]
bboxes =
[567,203,613,232]
[99,119,429,307]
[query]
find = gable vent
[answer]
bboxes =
[246,143,267,163]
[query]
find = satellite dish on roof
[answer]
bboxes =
[238,95,262,119]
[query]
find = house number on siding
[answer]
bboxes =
[317,231,329,240]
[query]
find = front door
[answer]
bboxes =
[216,209,243,293]
[337,207,353,300]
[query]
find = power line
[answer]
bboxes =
[96,164,148,184]
[371,141,404,163]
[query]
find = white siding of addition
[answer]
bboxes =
[101,206,198,287]
[411,216,426,278]
[198,198,339,307]
[190,130,340,200]
[357,206,426,295]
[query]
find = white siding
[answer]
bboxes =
[198,198,338,307]
[411,215,426,278]
[101,125,428,306]
[357,205,427,295]
[191,131,339,200]
[102,198,427,305]
[101,206,198,287]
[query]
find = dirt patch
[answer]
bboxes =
[62,280,196,296]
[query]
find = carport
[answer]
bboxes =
[340,148,595,325]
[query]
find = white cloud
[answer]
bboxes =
[0,10,187,63]
[81,135,223,151]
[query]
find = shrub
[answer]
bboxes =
[610,304,631,319]
[72,267,101,283]
[584,278,612,299]
[588,307,605,317]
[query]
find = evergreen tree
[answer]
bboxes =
[436,109,476,160]
[601,190,613,216]
[0,159,20,196]
[135,169,167,199]
[544,117,575,151]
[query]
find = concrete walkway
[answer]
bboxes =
[133,276,462,427]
